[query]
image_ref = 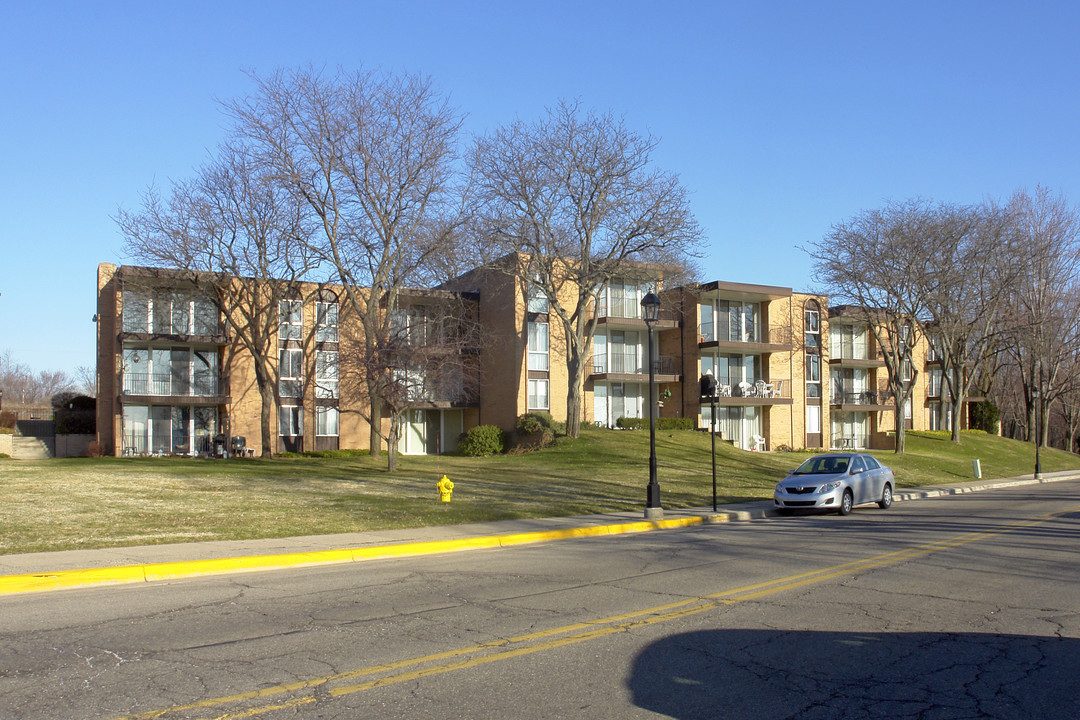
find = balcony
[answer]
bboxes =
[122,372,228,404]
[705,377,791,404]
[830,388,896,409]
[698,323,791,352]
[591,352,679,380]
[590,298,678,328]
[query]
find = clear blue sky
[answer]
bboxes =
[2,1,1078,377]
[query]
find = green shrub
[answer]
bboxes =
[615,417,695,431]
[516,412,557,434]
[970,400,1000,434]
[458,425,506,456]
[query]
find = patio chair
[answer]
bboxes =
[738,381,753,397]
[752,434,767,451]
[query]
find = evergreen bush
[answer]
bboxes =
[458,425,506,456]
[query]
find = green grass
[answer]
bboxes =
[0,427,1076,555]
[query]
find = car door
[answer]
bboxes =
[848,455,868,503]
[862,455,885,502]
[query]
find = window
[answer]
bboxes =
[316,406,339,436]
[528,378,549,410]
[928,368,942,398]
[279,348,303,397]
[527,275,549,313]
[805,354,821,398]
[528,322,549,371]
[279,406,303,436]
[279,299,303,340]
[806,405,821,434]
[192,296,219,335]
[315,301,339,343]
[804,307,820,348]
[315,350,338,399]
[123,290,150,333]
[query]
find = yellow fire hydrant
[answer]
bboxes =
[437,475,454,503]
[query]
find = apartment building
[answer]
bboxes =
[95,264,479,458]
[97,259,966,458]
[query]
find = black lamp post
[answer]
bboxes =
[641,291,662,519]
[700,372,718,512]
[1034,386,1043,480]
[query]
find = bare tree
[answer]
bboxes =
[472,100,703,437]
[998,187,1080,449]
[807,200,940,454]
[225,67,467,465]
[916,202,1022,442]
[0,351,75,406]
[116,144,316,457]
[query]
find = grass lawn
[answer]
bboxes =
[1,428,1077,555]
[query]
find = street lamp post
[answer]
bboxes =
[1034,386,1043,480]
[641,291,662,519]
[700,372,718,512]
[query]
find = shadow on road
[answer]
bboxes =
[629,629,1079,719]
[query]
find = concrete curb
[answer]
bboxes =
[0,516,707,596]
[2,472,1077,596]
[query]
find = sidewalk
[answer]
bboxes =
[2,471,1077,596]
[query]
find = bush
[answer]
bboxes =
[516,412,557,434]
[509,413,558,453]
[86,441,105,458]
[615,416,695,431]
[970,400,1000,434]
[0,410,15,430]
[457,425,506,456]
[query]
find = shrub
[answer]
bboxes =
[457,425,506,456]
[970,400,1001,434]
[516,412,557,434]
[0,410,15,429]
[86,441,105,458]
[615,416,695,431]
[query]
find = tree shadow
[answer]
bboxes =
[629,629,1080,719]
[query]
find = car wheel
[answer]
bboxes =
[838,489,854,516]
[878,483,893,510]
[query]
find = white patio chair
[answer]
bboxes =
[752,434,767,451]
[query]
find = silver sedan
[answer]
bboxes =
[774,452,895,516]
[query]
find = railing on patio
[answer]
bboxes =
[593,298,677,323]
[123,371,222,397]
[830,389,896,406]
[830,434,870,451]
[591,352,677,375]
[698,323,791,346]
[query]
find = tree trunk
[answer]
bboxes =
[253,360,275,459]
[564,353,585,438]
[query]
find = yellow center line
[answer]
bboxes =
[109,505,1078,720]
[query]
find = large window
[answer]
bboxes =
[315,301,339,343]
[528,322,549,371]
[279,406,303,436]
[316,406,339,436]
[528,378,549,410]
[804,307,820,348]
[527,275,549,314]
[279,348,303,397]
[315,350,338,399]
[279,299,303,341]
[123,290,218,335]
[806,354,821,398]
[830,323,867,360]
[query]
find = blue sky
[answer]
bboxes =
[2,1,1078,377]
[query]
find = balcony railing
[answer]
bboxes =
[708,378,788,399]
[698,323,791,346]
[593,298,677,323]
[123,371,222,397]
[592,352,677,376]
[830,389,896,406]
[830,434,870,451]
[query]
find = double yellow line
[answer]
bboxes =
[112,506,1076,720]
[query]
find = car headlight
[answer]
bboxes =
[819,480,842,493]
[775,482,784,493]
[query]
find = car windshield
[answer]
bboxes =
[793,456,849,475]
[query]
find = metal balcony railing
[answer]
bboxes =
[698,323,791,346]
[123,371,222,397]
[830,389,896,406]
[591,352,677,375]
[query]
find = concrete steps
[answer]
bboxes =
[12,436,54,460]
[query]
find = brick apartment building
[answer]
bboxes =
[96,259,957,458]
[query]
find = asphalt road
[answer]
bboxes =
[3,480,1080,719]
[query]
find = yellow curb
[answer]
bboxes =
[0,516,705,597]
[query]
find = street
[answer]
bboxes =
[3,480,1080,719]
